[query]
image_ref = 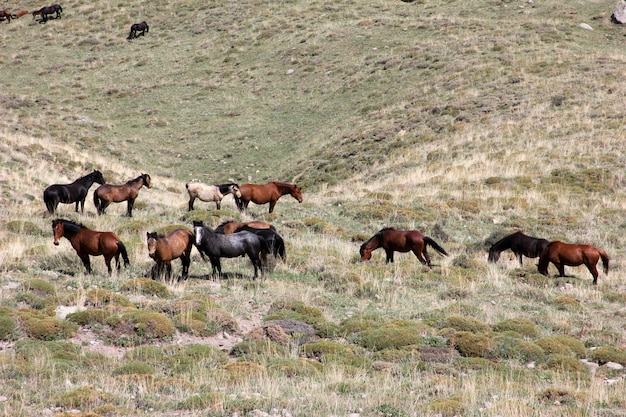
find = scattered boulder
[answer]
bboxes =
[612,0,626,23]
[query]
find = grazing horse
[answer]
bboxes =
[93,173,151,217]
[235,225,286,262]
[215,220,276,235]
[193,220,269,279]
[43,170,106,215]
[360,227,448,265]
[185,182,241,211]
[52,219,129,274]
[234,181,303,214]
[127,21,149,40]
[38,4,63,22]
[147,229,195,281]
[12,10,30,19]
[32,9,42,20]
[538,241,609,285]
[487,231,549,266]
[0,10,12,23]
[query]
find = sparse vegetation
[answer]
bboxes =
[1,0,625,415]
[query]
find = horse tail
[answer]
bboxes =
[276,235,286,262]
[93,191,103,214]
[598,248,610,275]
[117,242,130,267]
[234,195,244,212]
[424,237,448,257]
[43,190,55,214]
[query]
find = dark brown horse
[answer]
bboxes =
[234,181,303,214]
[37,4,62,22]
[93,173,151,217]
[0,10,12,23]
[538,241,609,285]
[360,227,448,265]
[147,229,195,281]
[488,231,549,266]
[215,220,276,234]
[43,170,105,215]
[52,219,129,274]
[127,21,149,40]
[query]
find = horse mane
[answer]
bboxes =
[376,227,395,236]
[55,219,83,236]
[272,181,296,189]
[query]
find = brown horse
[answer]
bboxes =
[234,181,302,214]
[147,229,195,281]
[538,241,609,285]
[0,10,12,23]
[360,227,448,265]
[52,219,129,274]
[215,220,276,234]
[12,10,30,19]
[93,173,151,217]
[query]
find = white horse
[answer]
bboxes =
[185,182,241,211]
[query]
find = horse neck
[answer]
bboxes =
[362,235,380,252]
[273,182,295,196]
[128,176,145,190]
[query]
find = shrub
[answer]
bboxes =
[450,331,494,358]
[17,310,77,340]
[72,289,135,309]
[545,354,588,376]
[66,309,113,326]
[491,335,545,362]
[107,310,176,341]
[493,318,541,338]
[537,387,578,405]
[267,357,323,377]
[21,279,56,296]
[231,339,288,358]
[167,344,229,372]
[265,301,337,338]
[425,396,464,417]
[6,220,42,235]
[588,346,626,365]
[112,361,155,376]
[0,308,16,341]
[442,315,491,334]
[221,361,265,383]
[553,296,583,312]
[535,336,580,357]
[301,340,354,358]
[176,392,225,411]
[54,386,114,409]
[357,320,434,351]
[120,278,170,298]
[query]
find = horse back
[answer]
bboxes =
[382,229,424,252]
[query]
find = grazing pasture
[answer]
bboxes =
[0,0,626,416]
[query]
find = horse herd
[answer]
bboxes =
[0,4,62,24]
[44,171,610,285]
[1,3,147,41]
[44,171,299,280]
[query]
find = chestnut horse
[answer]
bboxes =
[215,220,276,234]
[360,227,448,265]
[52,219,129,274]
[12,10,30,19]
[234,181,303,214]
[0,10,12,23]
[538,241,609,285]
[93,173,151,217]
[147,229,195,281]
[488,231,549,266]
[43,170,105,215]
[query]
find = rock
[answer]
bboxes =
[578,23,593,30]
[612,0,626,23]
[604,361,624,370]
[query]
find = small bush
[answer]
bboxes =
[66,309,113,326]
[231,339,288,358]
[120,278,170,298]
[0,308,17,341]
[112,361,154,376]
[176,392,225,411]
[267,357,323,377]
[537,387,578,405]
[442,315,491,334]
[553,296,583,312]
[426,396,464,417]
[107,310,176,342]
[17,310,77,340]
[21,279,56,296]
[54,386,114,409]
[357,320,434,351]
[6,220,42,235]
[535,336,579,357]
[545,354,588,376]
[588,346,626,365]
[301,340,354,358]
[491,335,545,362]
[493,318,541,338]
[450,331,494,358]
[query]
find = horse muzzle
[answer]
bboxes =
[53,241,60,246]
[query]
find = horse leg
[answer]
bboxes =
[126,199,135,217]
[385,249,394,264]
[215,200,221,210]
[585,262,599,285]
[417,247,431,267]
[556,263,565,277]
[269,200,276,214]
[166,262,172,281]
[181,255,190,280]
[80,255,92,274]
[188,196,195,211]
[104,256,113,275]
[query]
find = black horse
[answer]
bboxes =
[487,231,549,266]
[127,21,149,40]
[39,4,62,22]
[193,220,269,279]
[43,170,105,215]
[235,225,286,262]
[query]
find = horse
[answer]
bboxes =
[360,227,448,265]
[127,21,149,40]
[43,170,106,215]
[93,173,151,217]
[193,220,269,279]
[32,9,42,20]
[12,10,30,19]
[487,231,549,266]
[215,220,276,235]
[185,182,241,211]
[38,4,62,22]
[52,219,129,274]
[235,225,286,262]
[234,181,303,214]
[538,241,609,285]
[0,10,12,23]
[147,229,195,281]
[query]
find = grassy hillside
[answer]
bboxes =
[1,0,626,416]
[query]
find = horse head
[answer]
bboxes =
[52,219,64,246]
[230,184,242,198]
[487,250,500,263]
[291,184,303,203]
[142,174,152,188]
[146,232,159,258]
[93,170,106,185]
[359,241,373,262]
